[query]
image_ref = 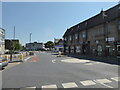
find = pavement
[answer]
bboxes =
[1,51,120,89]
[66,54,119,65]
[2,55,34,71]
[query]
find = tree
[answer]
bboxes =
[12,41,22,51]
[44,41,54,50]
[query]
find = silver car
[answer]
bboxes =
[0,57,8,70]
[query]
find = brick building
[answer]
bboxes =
[54,38,64,52]
[63,4,120,57]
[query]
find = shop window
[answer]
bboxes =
[65,47,69,52]
[76,46,80,53]
[70,46,74,53]
[82,32,86,38]
[117,45,120,51]
[69,35,72,41]
[118,21,120,30]
[75,33,78,39]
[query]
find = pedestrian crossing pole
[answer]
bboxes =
[14,26,15,39]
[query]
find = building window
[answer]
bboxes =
[75,33,78,39]
[76,46,80,53]
[82,32,86,38]
[65,47,69,52]
[118,21,120,30]
[70,46,74,53]
[69,35,72,41]
[117,45,120,52]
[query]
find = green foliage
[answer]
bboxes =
[44,41,54,49]
[12,41,22,51]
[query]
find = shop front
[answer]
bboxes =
[116,41,120,58]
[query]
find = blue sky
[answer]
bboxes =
[2,2,118,45]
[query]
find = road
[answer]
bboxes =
[2,52,120,89]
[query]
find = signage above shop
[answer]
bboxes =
[106,37,115,42]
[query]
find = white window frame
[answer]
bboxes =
[117,45,120,52]
[75,33,78,40]
[118,21,120,30]
[76,46,81,53]
[82,32,86,38]
[69,35,72,41]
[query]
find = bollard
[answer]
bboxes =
[20,54,23,61]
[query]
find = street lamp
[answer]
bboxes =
[30,33,32,51]
[10,40,13,61]
[102,10,109,56]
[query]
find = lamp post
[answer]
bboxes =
[10,40,13,61]
[102,10,109,56]
[30,33,32,51]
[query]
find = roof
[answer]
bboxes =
[63,4,120,37]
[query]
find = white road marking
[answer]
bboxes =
[61,59,90,64]
[24,57,32,61]
[62,82,78,88]
[42,84,57,88]
[94,62,101,64]
[80,80,96,86]
[111,77,120,82]
[100,83,114,88]
[84,63,93,65]
[52,60,56,63]
[83,61,103,65]
[94,79,112,83]
[93,80,114,88]
[21,86,36,90]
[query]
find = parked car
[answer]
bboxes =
[0,57,8,70]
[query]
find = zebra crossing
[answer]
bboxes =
[20,76,120,89]
[62,82,78,88]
